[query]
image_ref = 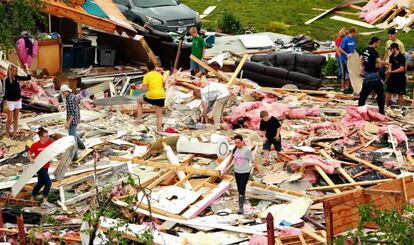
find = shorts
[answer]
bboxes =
[7,99,22,111]
[339,59,349,81]
[386,76,406,95]
[190,60,206,73]
[263,138,282,152]
[143,96,165,107]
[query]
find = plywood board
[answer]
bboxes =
[347,52,363,94]
[330,15,376,28]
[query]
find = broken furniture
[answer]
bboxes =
[237,53,326,89]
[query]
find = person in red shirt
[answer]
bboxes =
[335,28,348,91]
[28,127,54,206]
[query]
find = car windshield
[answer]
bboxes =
[132,0,177,8]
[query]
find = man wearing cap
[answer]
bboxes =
[385,43,406,107]
[358,37,386,115]
[384,28,405,62]
[61,85,85,160]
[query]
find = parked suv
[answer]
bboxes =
[114,0,200,33]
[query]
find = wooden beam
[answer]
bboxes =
[319,149,361,189]
[190,55,221,78]
[162,142,192,190]
[308,179,392,191]
[226,54,249,88]
[314,166,341,194]
[363,189,402,196]
[175,173,194,187]
[147,170,175,189]
[139,38,160,66]
[343,152,398,178]
[110,156,222,177]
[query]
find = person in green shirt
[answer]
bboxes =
[189,26,206,76]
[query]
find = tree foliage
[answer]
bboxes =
[0,0,45,51]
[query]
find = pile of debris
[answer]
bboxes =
[1,51,414,244]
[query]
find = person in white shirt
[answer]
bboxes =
[193,82,230,125]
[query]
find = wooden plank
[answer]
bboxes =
[139,38,160,66]
[174,173,194,187]
[299,234,308,244]
[111,156,221,177]
[162,142,192,190]
[190,55,221,78]
[226,54,249,88]
[147,170,175,189]
[304,0,366,25]
[314,166,341,194]
[301,229,326,243]
[330,15,376,29]
[363,189,402,196]
[343,152,398,178]
[308,179,392,191]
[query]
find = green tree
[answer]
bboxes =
[0,0,45,51]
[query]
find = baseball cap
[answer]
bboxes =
[60,84,72,92]
[388,28,396,35]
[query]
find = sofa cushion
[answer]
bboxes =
[294,54,326,78]
[239,61,266,74]
[263,66,289,79]
[287,71,321,87]
[274,53,296,70]
[251,54,276,63]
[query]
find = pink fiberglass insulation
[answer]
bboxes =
[383,161,397,169]
[303,168,317,184]
[248,234,267,245]
[342,106,389,128]
[365,0,396,23]
[378,125,407,144]
[276,227,302,237]
[301,155,340,174]
[360,0,390,18]
[310,121,335,131]
[287,107,320,119]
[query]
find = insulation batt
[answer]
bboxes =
[301,155,340,174]
[342,106,389,128]
[378,125,407,144]
[383,161,397,169]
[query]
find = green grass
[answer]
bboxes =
[183,0,414,56]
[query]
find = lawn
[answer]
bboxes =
[182,0,414,56]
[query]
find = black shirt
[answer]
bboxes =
[389,52,406,81]
[4,75,31,101]
[361,47,379,73]
[259,116,281,140]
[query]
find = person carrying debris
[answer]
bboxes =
[28,127,54,208]
[335,28,347,87]
[4,64,31,138]
[193,81,230,125]
[189,26,206,76]
[221,135,253,215]
[136,62,165,132]
[61,84,85,161]
[338,27,358,94]
[385,43,406,107]
[259,110,282,166]
[358,37,386,115]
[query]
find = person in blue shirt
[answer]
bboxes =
[338,27,358,94]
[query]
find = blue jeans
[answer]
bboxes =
[32,168,51,197]
[358,72,385,115]
[336,58,342,82]
[68,124,85,159]
[190,60,205,75]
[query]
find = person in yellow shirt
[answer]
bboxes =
[136,62,165,132]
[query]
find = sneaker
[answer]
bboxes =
[41,202,56,209]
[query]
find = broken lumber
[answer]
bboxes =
[330,15,376,29]
[314,166,341,194]
[110,156,221,177]
[162,142,192,190]
[308,179,392,191]
[190,55,221,78]
[226,54,249,88]
[343,152,398,178]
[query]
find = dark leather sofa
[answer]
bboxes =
[236,53,326,90]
